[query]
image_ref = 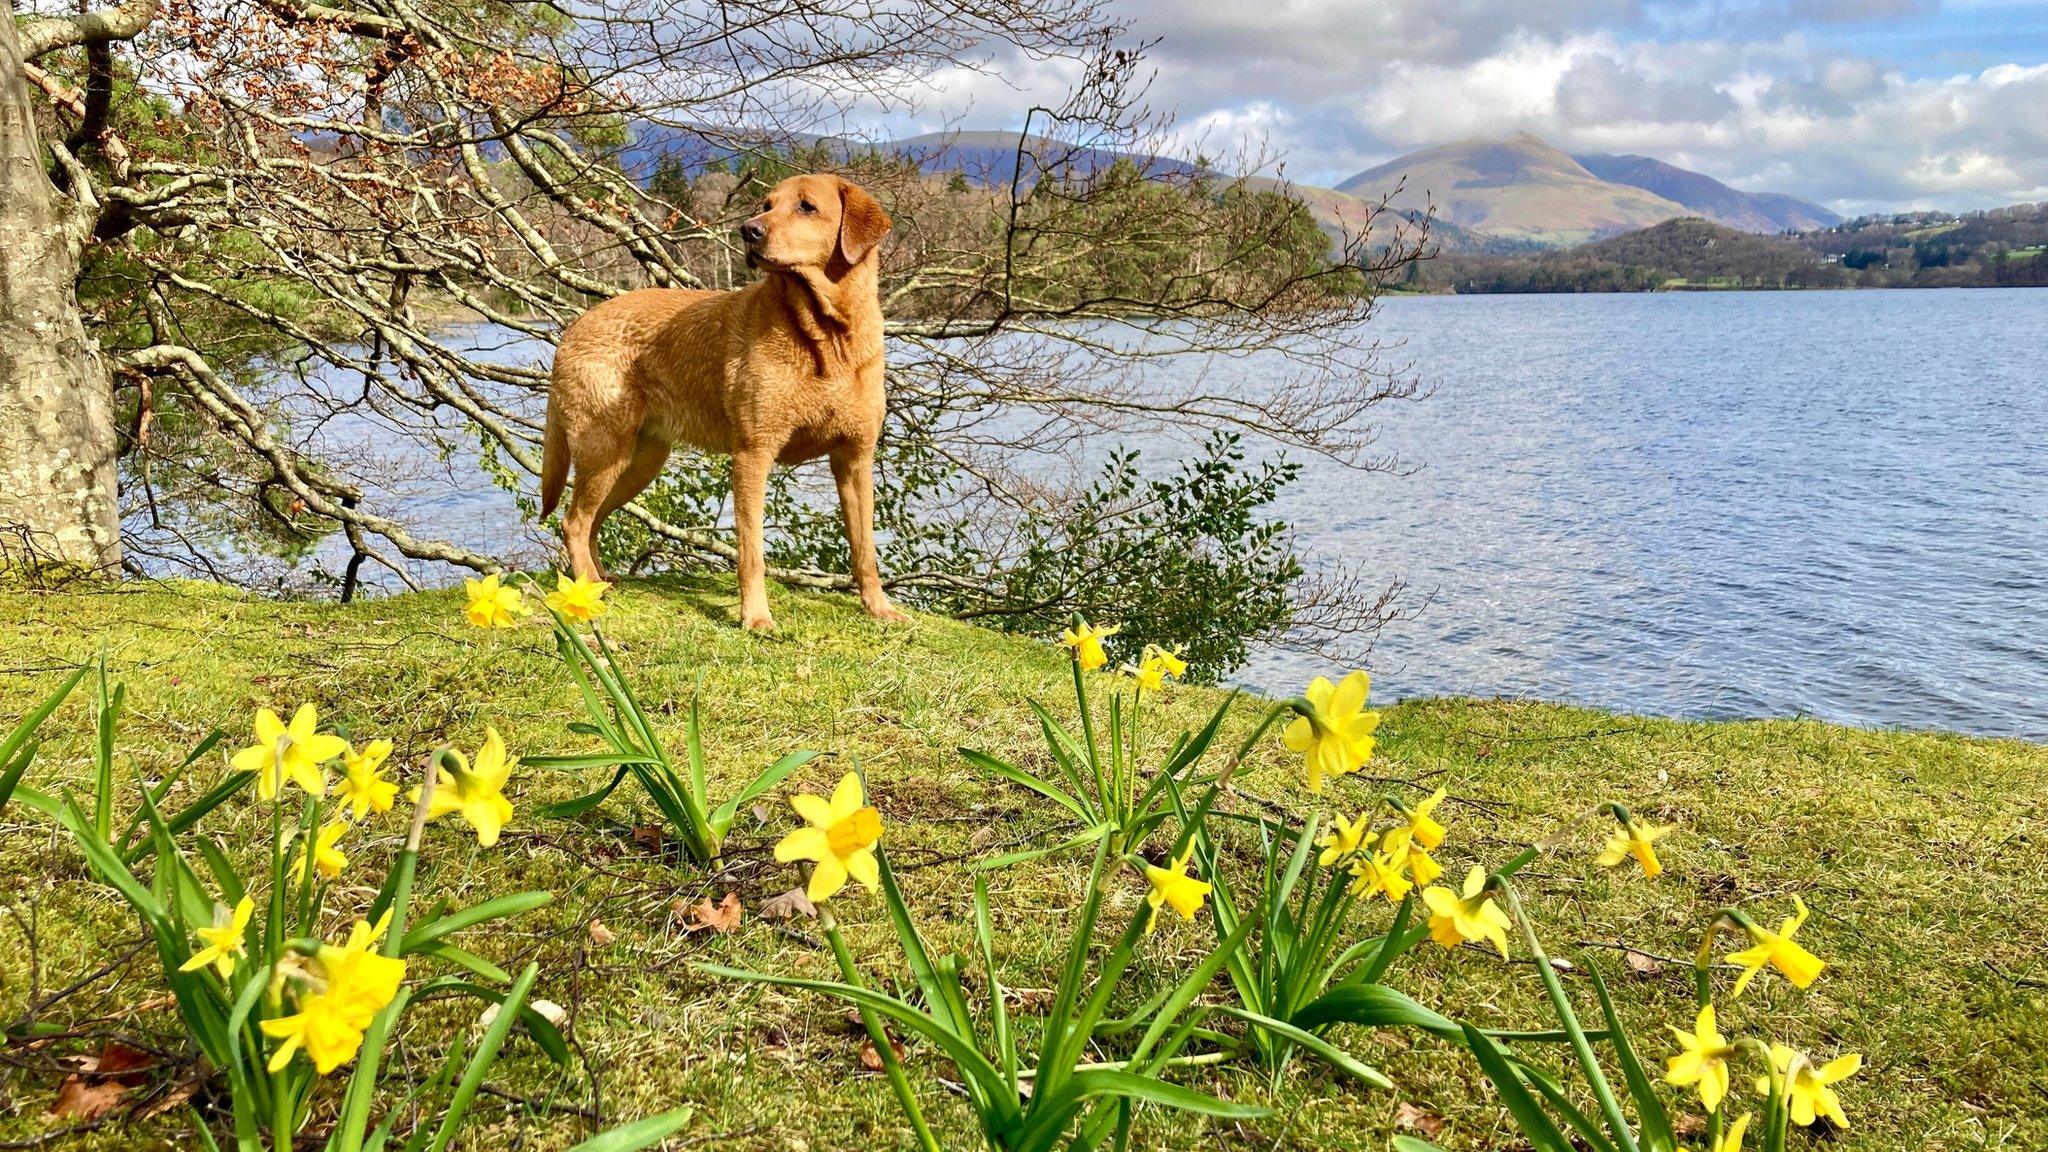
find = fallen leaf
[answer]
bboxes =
[587,919,616,946]
[1623,949,1666,978]
[48,1077,128,1122]
[48,1042,153,1122]
[631,825,665,855]
[759,888,816,922]
[679,892,743,934]
[136,1078,199,1121]
[859,1034,907,1071]
[1672,1111,1707,1138]
[1394,1100,1447,1138]
[1003,987,1056,1012]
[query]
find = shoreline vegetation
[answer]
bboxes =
[1,578,2042,1151]
[1390,211,2048,295]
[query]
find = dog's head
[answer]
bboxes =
[741,174,892,275]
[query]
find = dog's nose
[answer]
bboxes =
[740,219,765,244]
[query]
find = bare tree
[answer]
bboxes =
[5,0,1426,661]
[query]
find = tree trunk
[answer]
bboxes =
[0,15,121,575]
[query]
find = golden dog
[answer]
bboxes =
[539,173,908,631]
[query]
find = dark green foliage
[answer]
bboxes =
[1423,203,2048,293]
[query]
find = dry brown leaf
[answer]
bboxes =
[1003,987,1056,1013]
[48,1041,153,1122]
[759,888,817,922]
[630,825,665,855]
[136,1078,200,1121]
[587,919,616,946]
[680,892,742,934]
[1672,1111,1707,1138]
[1394,1100,1447,1138]
[858,1034,907,1071]
[1623,949,1666,978]
[48,1077,129,1122]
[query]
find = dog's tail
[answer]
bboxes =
[538,390,569,520]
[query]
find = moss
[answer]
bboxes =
[0,577,2042,1151]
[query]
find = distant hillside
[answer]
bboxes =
[1236,176,1542,255]
[1334,133,1694,246]
[1416,210,2048,293]
[1573,153,1840,233]
[885,130,1199,186]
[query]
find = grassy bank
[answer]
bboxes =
[1,578,2043,1151]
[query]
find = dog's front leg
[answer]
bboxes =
[831,448,911,624]
[731,446,776,632]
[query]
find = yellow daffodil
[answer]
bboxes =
[1759,1043,1860,1128]
[262,990,365,1074]
[263,913,406,1075]
[338,739,398,820]
[1422,866,1512,958]
[292,821,351,882]
[463,573,529,629]
[1142,844,1212,932]
[1666,1004,1739,1112]
[1281,671,1379,792]
[178,897,254,978]
[774,772,883,902]
[1597,817,1671,879]
[1713,1113,1752,1152]
[1058,619,1119,672]
[1315,811,1374,867]
[1400,787,1449,851]
[413,728,516,848]
[545,572,611,622]
[317,912,405,1027]
[1130,644,1188,692]
[1726,896,1826,995]
[1347,842,1414,903]
[1380,825,1443,885]
[230,703,346,801]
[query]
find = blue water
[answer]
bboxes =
[1237,288,2048,741]
[259,288,2047,740]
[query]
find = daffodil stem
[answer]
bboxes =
[1730,1037,1790,1152]
[1492,877,1642,1152]
[820,910,941,1152]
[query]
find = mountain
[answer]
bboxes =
[1334,133,1695,247]
[1573,153,1841,232]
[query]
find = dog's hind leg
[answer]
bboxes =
[831,447,909,623]
[561,428,635,583]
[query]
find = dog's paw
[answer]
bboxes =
[740,611,778,633]
[865,603,913,625]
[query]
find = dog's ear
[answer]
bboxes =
[836,179,892,266]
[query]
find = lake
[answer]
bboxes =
[1243,288,2047,742]
[270,288,2048,742]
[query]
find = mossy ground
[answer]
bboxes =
[0,578,2042,1151]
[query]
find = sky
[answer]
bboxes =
[891,0,2048,214]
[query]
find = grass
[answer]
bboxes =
[0,577,2043,1151]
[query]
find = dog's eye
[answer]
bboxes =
[760,200,771,212]
[797,200,816,214]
